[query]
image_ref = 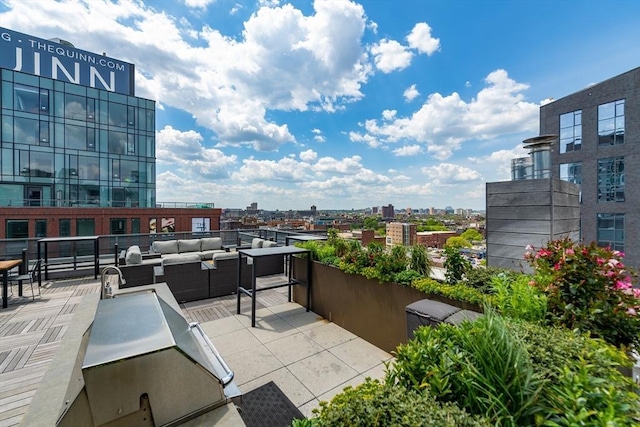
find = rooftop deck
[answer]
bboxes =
[0,275,393,426]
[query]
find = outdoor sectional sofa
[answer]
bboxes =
[150,237,227,261]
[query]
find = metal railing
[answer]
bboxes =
[0,228,327,276]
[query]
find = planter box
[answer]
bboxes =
[292,258,481,353]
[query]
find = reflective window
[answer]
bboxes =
[110,218,127,235]
[78,156,100,180]
[559,110,581,153]
[65,124,86,149]
[109,103,127,127]
[6,220,28,238]
[598,100,624,146]
[64,93,87,120]
[35,219,47,238]
[597,157,624,202]
[597,213,624,252]
[108,130,127,154]
[14,117,38,144]
[14,84,49,114]
[560,162,582,188]
[76,218,95,236]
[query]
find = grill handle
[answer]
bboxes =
[189,322,235,386]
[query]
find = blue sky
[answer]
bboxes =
[1,0,638,210]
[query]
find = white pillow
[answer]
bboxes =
[125,245,142,265]
[201,237,222,251]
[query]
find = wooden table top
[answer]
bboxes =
[0,260,22,271]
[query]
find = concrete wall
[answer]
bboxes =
[486,178,580,272]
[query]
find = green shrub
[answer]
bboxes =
[413,277,492,306]
[490,274,547,322]
[388,310,544,426]
[464,266,516,294]
[304,379,490,427]
[393,269,422,286]
[526,238,640,348]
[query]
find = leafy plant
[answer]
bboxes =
[461,228,484,242]
[388,310,545,426]
[410,244,432,277]
[304,379,490,427]
[526,238,640,348]
[413,277,493,306]
[445,236,472,248]
[490,273,547,322]
[465,266,516,294]
[444,246,472,285]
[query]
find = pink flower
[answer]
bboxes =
[554,263,561,271]
[613,250,625,258]
[597,257,605,265]
[565,248,575,256]
[526,244,534,251]
[607,259,620,267]
[614,280,632,290]
[627,307,637,316]
[633,289,640,299]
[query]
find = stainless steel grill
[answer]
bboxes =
[57,291,240,426]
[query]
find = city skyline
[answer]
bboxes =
[2,0,638,210]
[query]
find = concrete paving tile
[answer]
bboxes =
[234,307,279,328]
[301,322,357,349]
[287,351,359,397]
[247,318,298,344]
[267,302,306,318]
[224,345,283,387]
[281,311,328,331]
[200,316,245,338]
[264,332,325,366]
[361,361,390,381]
[329,337,393,374]
[298,399,320,419]
[208,328,261,358]
[316,374,366,405]
[239,367,315,408]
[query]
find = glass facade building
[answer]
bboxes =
[0,27,155,208]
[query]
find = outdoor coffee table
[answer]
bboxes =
[236,246,311,327]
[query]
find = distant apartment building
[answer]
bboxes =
[541,67,639,271]
[416,231,457,249]
[385,222,416,247]
[381,204,394,219]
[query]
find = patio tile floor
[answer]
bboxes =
[0,274,393,424]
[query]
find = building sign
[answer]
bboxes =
[1,27,134,95]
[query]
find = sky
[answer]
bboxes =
[1,0,639,211]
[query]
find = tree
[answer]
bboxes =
[460,228,483,242]
[410,244,432,277]
[444,247,472,285]
[445,236,472,249]
[363,216,380,230]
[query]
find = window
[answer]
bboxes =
[597,213,624,252]
[559,110,581,153]
[14,84,48,113]
[6,220,28,238]
[59,219,71,237]
[598,100,624,146]
[131,218,141,234]
[598,157,624,202]
[560,162,581,186]
[76,218,95,236]
[35,219,47,238]
[110,218,127,235]
[64,93,87,120]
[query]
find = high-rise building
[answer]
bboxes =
[1,27,156,208]
[541,67,639,270]
[381,204,394,219]
[0,27,221,240]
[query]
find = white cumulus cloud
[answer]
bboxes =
[392,145,422,156]
[370,38,413,73]
[406,22,440,55]
[403,84,420,102]
[422,163,482,184]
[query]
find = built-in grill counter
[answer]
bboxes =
[56,290,241,426]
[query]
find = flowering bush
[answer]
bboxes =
[525,238,640,348]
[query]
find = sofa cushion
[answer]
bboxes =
[212,252,239,262]
[178,239,201,253]
[125,245,143,265]
[153,240,178,254]
[162,253,201,266]
[201,237,222,251]
[200,249,226,260]
[251,238,264,249]
[262,240,278,248]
